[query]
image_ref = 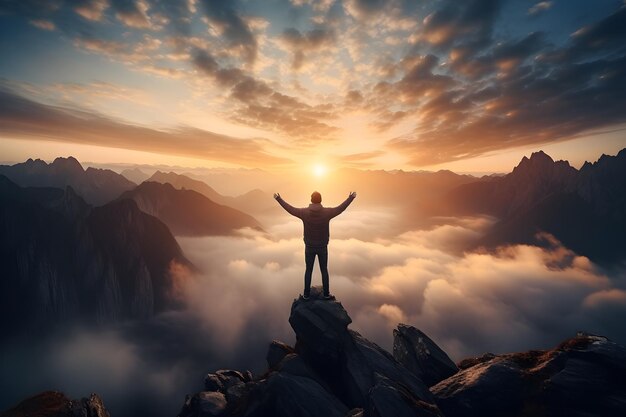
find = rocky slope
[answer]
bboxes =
[0,391,110,417]
[0,157,136,206]
[0,175,192,335]
[176,287,626,417]
[117,181,262,236]
[432,332,626,417]
[436,149,626,264]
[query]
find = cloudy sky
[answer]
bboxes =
[1,0,626,171]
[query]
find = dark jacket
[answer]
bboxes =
[276,195,355,246]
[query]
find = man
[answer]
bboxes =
[274,191,356,300]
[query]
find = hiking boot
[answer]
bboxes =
[323,294,335,300]
[301,294,310,300]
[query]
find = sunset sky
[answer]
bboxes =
[1,0,625,172]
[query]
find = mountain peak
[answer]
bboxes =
[513,150,562,174]
[51,156,84,173]
[529,150,554,163]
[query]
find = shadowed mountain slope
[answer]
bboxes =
[117,181,262,236]
[0,175,192,336]
[434,149,626,264]
[146,171,279,219]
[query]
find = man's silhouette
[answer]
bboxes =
[274,191,356,300]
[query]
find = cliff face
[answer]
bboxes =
[0,176,192,335]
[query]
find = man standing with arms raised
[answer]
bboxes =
[274,191,357,300]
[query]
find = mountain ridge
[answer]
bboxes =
[0,157,135,206]
[117,181,262,236]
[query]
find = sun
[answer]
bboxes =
[313,164,327,177]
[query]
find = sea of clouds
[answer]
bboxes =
[2,209,625,417]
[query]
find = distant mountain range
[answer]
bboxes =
[0,157,264,236]
[145,170,280,219]
[120,167,150,184]
[117,181,262,236]
[0,175,192,335]
[0,157,135,206]
[434,149,626,264]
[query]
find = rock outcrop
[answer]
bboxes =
[178,287,443,417]
[393,324,458,387]
[0,391,110,417]
[178,287,626,417]
[431,332,626,417]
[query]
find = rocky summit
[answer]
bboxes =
[178,286,443,417]
[177,288,626,417]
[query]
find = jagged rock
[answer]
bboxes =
[67,394,110,417]
[179,287,443,417]
[266,340,294,369]
[368,377,442,417]
[204,374,224,392]
[431,334,626,417]
[1,391,110,417]
[342,330,435,409]
[289,286,352,361]
[194,392,227,417]
[204,370,247,394]
[393,324,458,387]
[289,286,437,411]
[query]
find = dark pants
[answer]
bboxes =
[304,245,329,297]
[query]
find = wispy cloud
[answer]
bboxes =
[0,85,289,167]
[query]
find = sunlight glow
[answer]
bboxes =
[313,164,327,177]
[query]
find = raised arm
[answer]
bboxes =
[274,193,303,218]
[328,191,356,218]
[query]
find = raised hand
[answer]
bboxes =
[349,191,357,199]
[274,193,281,200]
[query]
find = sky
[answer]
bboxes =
[1,0,626,172]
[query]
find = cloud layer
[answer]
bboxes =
[2,211,625,417]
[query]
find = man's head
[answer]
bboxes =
[311,191,322,204]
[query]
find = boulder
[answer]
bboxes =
[431,334,626,417]
[393,324,458,387]
[196,392,227,417]
[342,330,435,408]
[253,372,348,417]
[266,340,294,369]
[204,370,247,393]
